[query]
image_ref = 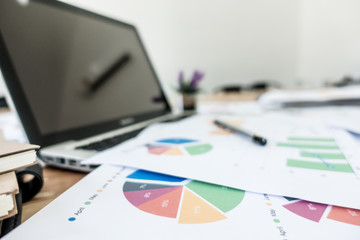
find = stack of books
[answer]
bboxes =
[0,138,39,221]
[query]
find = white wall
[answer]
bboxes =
[61,0,301,95]
[298,0,360,86]
[1,0,360,97]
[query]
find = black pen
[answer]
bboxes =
[214,119,267,146]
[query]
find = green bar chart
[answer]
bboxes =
[277,137,354,173]
[277,143,339,150]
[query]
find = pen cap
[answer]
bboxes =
[253,135,267,146]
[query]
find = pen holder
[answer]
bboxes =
[182,94,196,111]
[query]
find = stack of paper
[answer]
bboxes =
[0,139,39,173]
[0,172,18,220]
[0,137,39,222]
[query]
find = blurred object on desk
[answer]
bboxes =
[258,85,360,109]
[176,70,205,111]
[213,80,281,93]
[326,75,360,87]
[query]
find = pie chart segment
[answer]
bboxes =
[123,181,177,192]
[283,196,298,201]
[127,169,186,182]
[327,206,360,226]
[186,180,245,213]
[283,200,327,222]
[138,186,183,218]
[157,138,197,144]
[184,144,213,155]
[178,188,227,224]
[147,146,171,155]
[124,186,180,207]
[164,147,183,155]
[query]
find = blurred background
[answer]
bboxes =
[1,0,360,101]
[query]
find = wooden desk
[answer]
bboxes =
[21,167,86,222]
[198,90,264,102]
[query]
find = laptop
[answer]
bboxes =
[0,0,191,172]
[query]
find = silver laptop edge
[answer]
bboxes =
[40,112,190,172]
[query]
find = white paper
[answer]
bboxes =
[0,111,27,143]
[4,165,360,240]
[83,113,360,210]
[280,106,360,135]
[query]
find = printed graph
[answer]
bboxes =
[147,138,213,156]
[123,170,245,224]
[277,137,354,173]
[282,197,360,226]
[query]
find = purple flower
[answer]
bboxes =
[190,70,204,90]
[176,70,204,94]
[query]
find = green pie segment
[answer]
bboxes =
[184,144,213,155]
[185,180,245,213]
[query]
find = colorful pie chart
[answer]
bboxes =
[146,138,213,156]
[123,170,245,224]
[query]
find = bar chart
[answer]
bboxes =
[277,137,354,173]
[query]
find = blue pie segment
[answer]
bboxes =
[127,170,186,182]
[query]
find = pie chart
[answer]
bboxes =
[282,197,360,226]
[123,170,245,224]
[146,138,213,156]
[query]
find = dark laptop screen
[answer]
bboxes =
[0,0,170,145]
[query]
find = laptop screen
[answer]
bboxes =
[0,0,171,146]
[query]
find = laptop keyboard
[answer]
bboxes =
[74,112,195,152]
[75,129,143,152]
